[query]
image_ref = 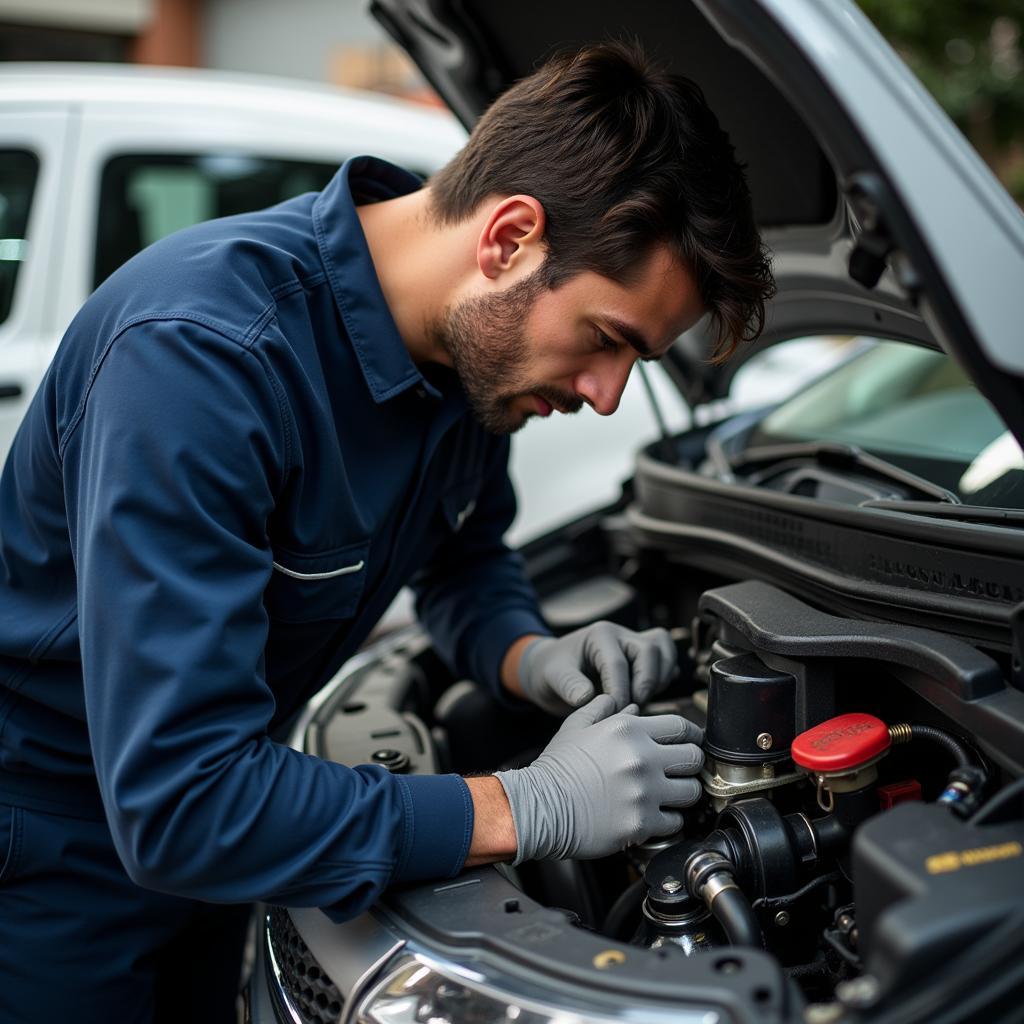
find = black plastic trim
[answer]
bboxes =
[382,867,793,1024]
[695,581,1024,775]
[699,581,1002,701]
[633,451,1024,635]
[635,451,1024,556]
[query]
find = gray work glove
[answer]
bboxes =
[495,694,704,864]
[519,622,677,715]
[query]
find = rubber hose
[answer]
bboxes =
[602,877,646,940]
[709,886,763,948]
[969,775,1024,827]
[909,724,974,768]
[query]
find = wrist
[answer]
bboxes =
[495,763,565,865]
[463,775,518,866]
[499,633,546,699]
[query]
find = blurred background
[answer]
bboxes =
[0,0,1020,547]
[0,0,440,104]
[0,0,1021,201]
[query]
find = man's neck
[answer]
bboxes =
[356,187,474,368]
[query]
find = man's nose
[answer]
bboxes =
[574,361,633,416]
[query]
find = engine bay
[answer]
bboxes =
[284,457,1024,1022]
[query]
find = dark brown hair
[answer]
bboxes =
[429,41,774,360]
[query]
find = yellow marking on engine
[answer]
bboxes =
[925,841,1022,874]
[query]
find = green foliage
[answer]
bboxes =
[857,0,1024,199]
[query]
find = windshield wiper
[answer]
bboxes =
[858,499,1024,526]
[730,441,961,504]
[725,443,1023,523]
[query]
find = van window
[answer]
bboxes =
[0,150,40,326]
[94,153,341,288]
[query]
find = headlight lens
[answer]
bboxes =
[359,957,547,1024]
[357,954,719,1024]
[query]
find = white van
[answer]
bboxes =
[0,65,466,451]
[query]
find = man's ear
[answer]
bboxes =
[477,195,546,281]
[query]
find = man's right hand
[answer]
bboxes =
[494,694,704,864]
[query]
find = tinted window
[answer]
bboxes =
[95,154,340,288]
[0,150,39,325]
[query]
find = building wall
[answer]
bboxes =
[203,0,372,80]
[0,0,151,33]
[201,0,431,98]
[0,0,199,66]
[131,0,202,66]
[0,0,431,99]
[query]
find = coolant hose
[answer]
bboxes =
[685,849,764,948]
[708,885,763,948]
[890,723,986,815]
[898,724,975,768]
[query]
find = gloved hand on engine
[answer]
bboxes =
[494,694,704,863]
[518,621,677,715]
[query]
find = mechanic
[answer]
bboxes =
[0,43,771,1023]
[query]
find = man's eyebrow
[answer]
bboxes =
[604,317,655,358]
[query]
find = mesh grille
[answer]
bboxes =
[267,905,345,1024]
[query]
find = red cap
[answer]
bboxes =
[791,713,891,774]
[878,779,922,809]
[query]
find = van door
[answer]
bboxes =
[0,108,71,461]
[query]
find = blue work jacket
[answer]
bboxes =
[0,156,548,919]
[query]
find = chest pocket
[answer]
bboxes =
[263,538,371,623]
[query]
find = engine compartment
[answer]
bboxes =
[619,579,1018,1009]
[296,493,1024,1022]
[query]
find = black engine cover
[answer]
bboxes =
[854,801,1024,998]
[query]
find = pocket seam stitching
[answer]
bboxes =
[271,559,365,581]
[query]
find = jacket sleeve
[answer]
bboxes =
[411,435,551,703]
[60,318,472,918]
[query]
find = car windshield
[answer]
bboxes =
[746,340,1024,510]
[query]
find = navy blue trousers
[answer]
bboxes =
[0,801,250,1023]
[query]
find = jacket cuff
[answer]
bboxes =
[470,607,551,703]
[392,773,473,884]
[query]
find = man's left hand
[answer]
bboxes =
[518,622,677,715]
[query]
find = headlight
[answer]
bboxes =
[265,907,723,1024]
[356,953,720,1024]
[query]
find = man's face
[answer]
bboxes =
[432,245,705,434]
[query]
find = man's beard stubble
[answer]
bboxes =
[429,270,583,435]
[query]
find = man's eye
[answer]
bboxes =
[596,329,619,353]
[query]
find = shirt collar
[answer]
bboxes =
[313,155,439,403]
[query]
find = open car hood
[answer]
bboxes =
[371,0,1024,442]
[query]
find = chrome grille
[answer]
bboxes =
[266,906,344,1024]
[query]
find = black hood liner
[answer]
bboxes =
[370,0,837,228]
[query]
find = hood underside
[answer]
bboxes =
[371,0,1024,441]
[370,0,836,228]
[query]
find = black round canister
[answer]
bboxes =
[370,748,411,772]
[705,653,796,765]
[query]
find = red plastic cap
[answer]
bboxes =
[878,779,922,809]
[791,713,891,773]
